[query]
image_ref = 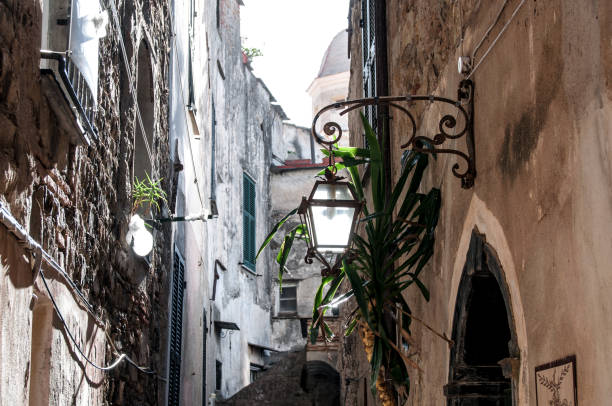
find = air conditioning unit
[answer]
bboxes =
[40,0,107,145]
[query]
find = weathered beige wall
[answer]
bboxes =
[347,0,612,404]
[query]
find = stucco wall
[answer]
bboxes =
[169,0,312,402]
[274,123,316,162]
[347,0,612,404]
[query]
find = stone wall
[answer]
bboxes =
[0,0,173,404]
[346,0,612,404]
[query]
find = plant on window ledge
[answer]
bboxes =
[241,46,263,61]
[257,115,447,405]
[132,174,167,215]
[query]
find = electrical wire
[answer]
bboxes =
[470,0,509,61]
[0,204,98,320]
[467,0,526,79]
[0,203,162,377]
[167,6,207,212]
[103,0,209,212]
[39,268,156,374]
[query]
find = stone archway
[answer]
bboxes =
[133,39,155,183]
[446,194,529,405]
[445,230,518,405]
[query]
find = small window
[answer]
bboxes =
[210,99,217,201]
[187,0,195,109]
[279,285,297,314]
[242,173,256,270]
[215,360,222,391]
[250,363,263,383]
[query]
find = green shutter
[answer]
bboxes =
[243,173,256,270]
[168,249,185,405]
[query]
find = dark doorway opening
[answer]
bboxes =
[445,230,518,406]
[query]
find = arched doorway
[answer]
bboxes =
[445,230,519,405]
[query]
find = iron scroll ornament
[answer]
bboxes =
[311,79,475,189]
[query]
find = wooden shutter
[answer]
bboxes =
[168,250,186,406]
[243,173,256,270]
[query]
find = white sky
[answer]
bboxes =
[240,0,350,128]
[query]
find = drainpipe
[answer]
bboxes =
[309,127,315,163]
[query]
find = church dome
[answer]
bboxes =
[316,30,349,78]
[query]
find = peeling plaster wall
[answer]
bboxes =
[347,0,612,404]
[0,0,172,405]
[276,123,317,162]
[169,0,315,403]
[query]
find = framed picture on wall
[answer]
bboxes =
[535,355,578,406]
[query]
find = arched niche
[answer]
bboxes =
[445,230,519,405]
[133,40,154,185]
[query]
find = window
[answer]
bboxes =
[40,0,106,140]
[208,99,218,218]
[187,0,195,109]
[168,249,186,406]
[361,0,377,143]
[250,363,263,383]
[210,99,217,201]
[202,310,207,406]
[242,173,256,271]
[279,285,297,314]
[134,41,154,186]
[215,360,222,391]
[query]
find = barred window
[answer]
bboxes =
[361,0,377,145]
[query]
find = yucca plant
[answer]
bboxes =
[132,173,167,215]
[257,115,442,404]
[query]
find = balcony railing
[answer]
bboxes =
[41,50,97,141]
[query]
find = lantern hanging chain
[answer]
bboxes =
[327,145,338,177]
[467,0,526,79]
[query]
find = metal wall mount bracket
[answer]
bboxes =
[311,80,476,189]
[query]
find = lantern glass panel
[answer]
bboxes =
[312,183,353,200]
[311,205,355,252]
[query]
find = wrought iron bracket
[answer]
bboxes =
[311,80,476,189]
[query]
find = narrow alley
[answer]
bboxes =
[0,1,611,405]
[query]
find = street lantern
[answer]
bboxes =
[298,169,363,274]
[125,212,208,257]
[126,214,154,257]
